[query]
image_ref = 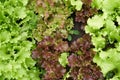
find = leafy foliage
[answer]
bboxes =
[59,52,69,67]
[68,30,80,41]
[33,0,74,41]
[70,0,83,10]
[0,0,40,79]
[32,34,104,80]
[75,0,97,31]
[85,0,120,79]
[32,35,68,79]
[68,34,104,80]
[32,0,104,80]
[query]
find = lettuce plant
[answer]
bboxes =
[33,0,74,41]
[85,0,120,79]
[0,0,40,79]
[32,34,104,80]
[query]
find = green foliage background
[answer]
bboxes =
[0,0,40,80]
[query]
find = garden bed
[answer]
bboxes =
[0,0,120,80]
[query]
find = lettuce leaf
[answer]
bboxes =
[59,52,69,67]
